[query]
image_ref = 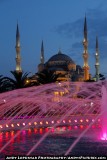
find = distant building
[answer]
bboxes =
[37,16,90,82]
[15,16,100,83]
[38,49,84,82]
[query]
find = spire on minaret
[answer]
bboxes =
[38,40,45,72]
[15,23,22,73]
[95,36,100,81]
[40,40,45,64]
[16,23,20,38]
[16,23,20,47]
[82,15,90,81]
[84,15,87,40]
[96,36,98,53]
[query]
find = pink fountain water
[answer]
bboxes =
[0,81,107,156]
[101,85,107,140]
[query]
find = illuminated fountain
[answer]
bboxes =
[0,81,102,131]
[101,85,107,140]
[0,81,107,156]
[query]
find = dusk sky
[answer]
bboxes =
[0,0,107,77]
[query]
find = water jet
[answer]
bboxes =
[0,81,107,157]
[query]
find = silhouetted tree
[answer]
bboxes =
[3,71,30,90]
[36,69,61,84]
[99,73,106,80]
[0,75,5,93]
[0,75,11,92]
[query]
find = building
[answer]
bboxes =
[15,16,100,83]
[37,16,90,82]
[38,49,84,82]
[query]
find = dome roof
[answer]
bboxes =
[47,50,75,64]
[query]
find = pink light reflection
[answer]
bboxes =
[101,133,107,141]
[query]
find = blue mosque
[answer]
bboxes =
[15,16,100,82]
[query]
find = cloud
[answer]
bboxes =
[55,19,83,39]
[55,7,107,60]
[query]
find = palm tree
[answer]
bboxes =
[4,71,30,90]
[99,73,106,80]
[0,75,10,92]
[36,69,60,84]
[0,75,5,93]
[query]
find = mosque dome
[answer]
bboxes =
[47,50,75,65]
[45,50,76,72]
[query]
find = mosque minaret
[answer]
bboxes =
[82,16,90,81]
[15,23,22,73]
[95,36,100,81]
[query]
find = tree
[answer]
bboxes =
[0,75,11,93]
[3,71,30,90]
[99,73,106,80]
[0,75,6,93]
[36,69,61,84]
